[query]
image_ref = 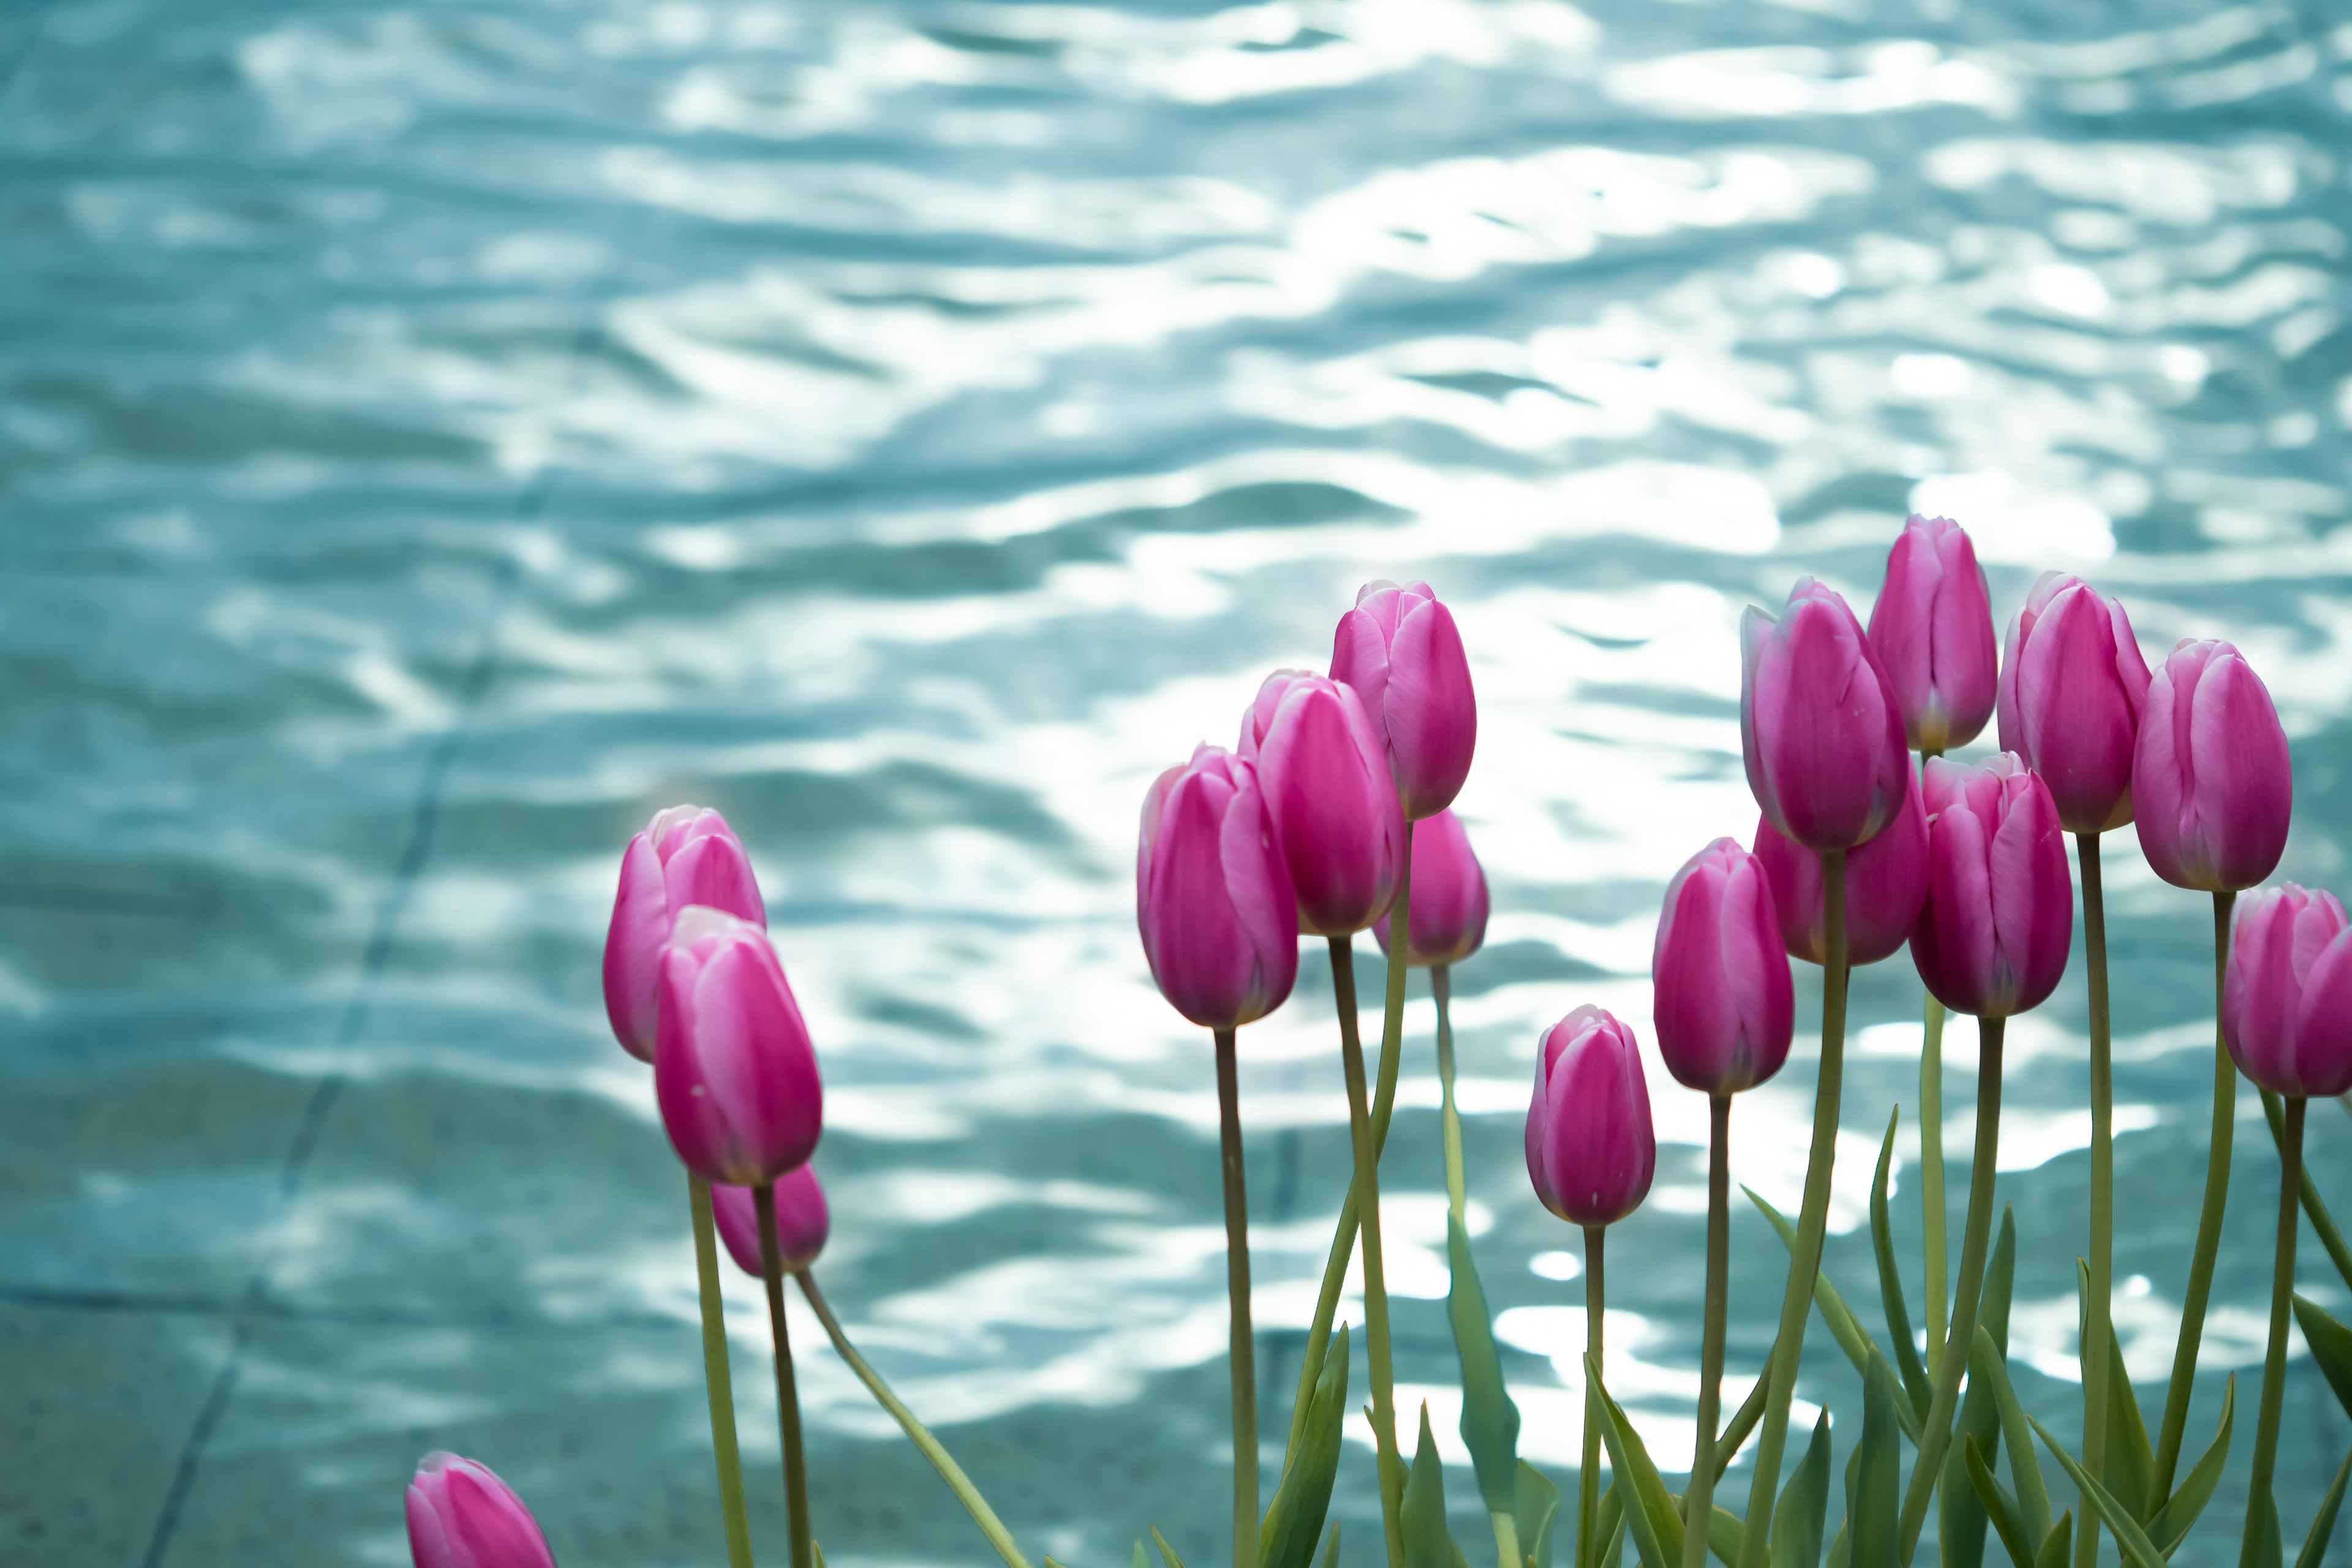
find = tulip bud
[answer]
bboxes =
[1751,760,1929,967]
[1741,578,1910,851]
[1525,1006,1655,1227]
[1866,514,1997,754]
[1651,839,1795,1095]
[1996,573,2152,834]
[654,907,823,1186]
[2223,884,2352,1098]
[603,805,767,1061]
[1329,580,1477,820]
[1373,809,1490,968]
[406,1453,557,1568]
[1910,756,2072,1018]
[711,1164,831,1276]
[2133,639,2293,893]
[1240,671,1406,937]
[1137,745,1299,1028]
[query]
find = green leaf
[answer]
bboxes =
[1449,1213,1525,1517]
[1585,1360,1683,1568]
[1260,1325,1349,1568]
[1404,1405,1455,1568]
[2250,1493,2283,1568]
[1850,1351,1901,1568]
[1592,1482,1624,1568]
[1150,1528,1186,1568]
[1969,1327,2052,1548]
[2076,1265,2152,1524]
[1700,1508,1744,1568]
[1979,1207,2019,1353]
[2293,1296,2352,1422]
[2295,1447,2352,1568]
[815,1543,828,1568]
[1744,1188,1924,1444]
[2033,1513,2071,1568]
[2024,1415,2166,1568]
[1962,1434,2035,1568]
[1767,1411,1831,1568]
[1823,1519,1848,1568]
[1515,1463,1561,1568]
[1869,1109,1934,1419]
[1601,1487,1629,1568]
[1319,1527,1341,1568]
[1134,1544,1148,1568]
[1940,1316,2004,1568]
[2147,1374,2233,1555]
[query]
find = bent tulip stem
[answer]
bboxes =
[756,1182,815,1568]
[2242,1096,2305,1568]
[2076,832,2114,1568]
[1436,965,1466,1222]
[1681,1096,1733,1568]
[2154,889,2238,1502]
[1215,1026,1260,1568]
[1921,996,1948,1376]
[1330,937,1406,1568]
[1579,1225,1607,1568]
[691,1174,758,1568]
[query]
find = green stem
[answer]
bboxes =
[1331,935,1406,1568]
[2076,832,2113,1568]
[2153,889,2237,1504]
[1921,995,1948,1376]
[796,1273,1033,1568]
[1215,1026,1260,1568]
[2241,1096,2305,1568]
[690,1174,758,1568]
[1898,1014,2007,1561]
[1730,846,1849,1568]
[2263,1088,2352,1290]
[756,1182,815,1568]
[1436,965,1466,1223]
[1680,1095,1732,1568]
[1580,1224,1607,1568]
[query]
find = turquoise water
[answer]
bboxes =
[6,1,2352,1564]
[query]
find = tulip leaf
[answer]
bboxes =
[1320,1526,1341,1568]
[1260,1325,1349,1568]
[1770,1411,1832,1568]
[1939,1209,2016,1568]
[1447,1213,1525,1516]
[1585,1360,1682,1568]
[2034,1513,2071,1568]
[1823,1520,1847,1568]
[1849,1351,1901,1568]
[2295,1447,2352,1568]
[1744,1188,1923,1444]
[1150,1528,1186,1568]
[1980,1206,2019,1351]
[2250,1494,2283,1568]
[1970,1327,2052,1548]
[1516,1462,1561,1568]
[1404,1405,1455,1568]
[2074,1261,2153,1523]
[2147,1374,2232,1555]
[2293,1296,2352,1423]
[2024,1415,2167,1568]
[1699,1507,1744,1568]
[1588,1480,1625,1568]
[1133,1543,1148,1568]
[1869,1109,1934,1419]
[1962,1435,2036,1568]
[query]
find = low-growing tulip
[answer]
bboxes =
[1996,573,2151,834]
[2222,884,2352,1098]
[712,1165,831,1276]
[1652,839,1794,1095]
[1910,756,2072,1017]
[1329,580,1476,820]
[1240,670,1405,937]
[1373,808,1489,968]
[1751,759,1929,967]
[1137,745,1298,1028]
[604,806,767,1061]
[1866,515,1997,755]
[655,907,823,1186]
[1741,578,1910,851]
[1525,1006,1655,1227]
[2133,639,2293,894]
[406,1453,557,1568]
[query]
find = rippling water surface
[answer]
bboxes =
[8,1,2352,1563]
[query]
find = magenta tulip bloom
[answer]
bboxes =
[1910,755,2072,1017]
[1330,579,1477,820]
[406,1453,556,1568]
[1525,1006,1656,1227]
[1751,760,1929,967]
[1240,670,1406,937]
[1867,514,1997,754]
[2222,884,2352,1098]
[1741,578,1910,852]
[1373,809,1490,968]
[603,805,767,1061]
[1137,745,1299,1028]
[1996,573,2152,834]
[712,1165,831,1276]
[1651,840,1794,1095]
[654,908,823,1186]
[2133,639,2293,894]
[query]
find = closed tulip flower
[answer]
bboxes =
[1329,579,1477,820]
[1751,761,1929,967]
[1996,573,2152,834]
[654,907,823,1186]
[1373,808,1489,968]
[1240,670,1406,937]
[1652,839,1795,1095]
[712,1165,831,1276]
[603,805,767,1061]
[2133,639,2293,894]
[1741,578,1910,852]
[1910,756,2072,1017]
[1137,745,1299,1028]
[1867,514,1997,754]
[2223,884,2352,1097]
[1525,1006,1656,1227]
[406,1453,557,1568]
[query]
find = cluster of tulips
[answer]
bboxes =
[401,521,2352,1568]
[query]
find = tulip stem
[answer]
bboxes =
[1435,965,1466,1223]
[1680,1095,1732,1568]
[690,1174,759,1568]
[2242,1096,2305,1568]
[1215,1026,1261,1568]
[2075,832,2114,1568]
[756,1182,816,1568]
[1731,846,1849,1568]
[796,1272,1034,1568]
[2262,1087,2352,1291]
[1578,1224,1606,1568]
[1920,995,1947,1374]
[2153,889,2237,1505]
[1897,1014,2005,1561]
[1330,937,1406,1568]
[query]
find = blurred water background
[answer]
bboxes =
[7,0,2352,1563]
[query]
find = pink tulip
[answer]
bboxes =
[654,908,823,1186]
[1651,839,1794,1095]
[1909,756,2072,1017]
[1866,514,1997,754]
[1741,578,1910,851]
[1373,809,1490,968]
[1240,670,1406,937]
[1329,579,1477,820]
[711,1165,831,1276]
[1996,573,2152,834]
[603,805,767,1061]
[2223,884,2352,1097]
[1136,745,1299,1028]
[1751,760,1929,967]
[1525,1006,1655,1227]
[2133,639,2293,894]
[406,1453,557,1568]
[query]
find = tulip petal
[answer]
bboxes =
[601,834,670,1060]
[693,941,822,1180]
